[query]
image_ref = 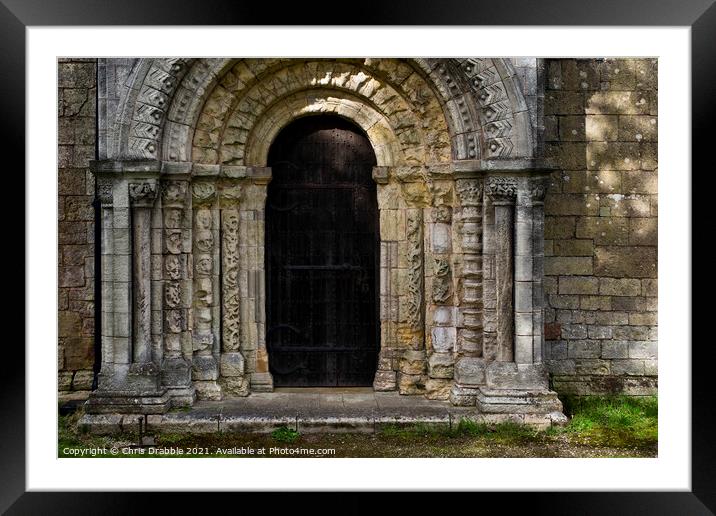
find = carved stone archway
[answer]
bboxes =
[87,58,562,419]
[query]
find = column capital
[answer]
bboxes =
[96,176,113,206]
[160,179,189,208]
[129,179,158,207]
[191,180,217,206]
[486,176,518,204]
[455,177,484,207]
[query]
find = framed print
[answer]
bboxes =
[6,0,712,512]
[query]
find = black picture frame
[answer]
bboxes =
[6,0,710,512]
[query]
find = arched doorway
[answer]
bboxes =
[265,116,379,387]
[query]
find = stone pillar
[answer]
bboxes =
[246,167,274,392]
[86,166,169,414]
[397,207,427,394]
[129,181,156,364]
[449,176,487,406]
[96,177,114,382]
[425,204,455,399]
[372,167,399,391]
[529,177,549,364]
[159,179,195,406]
[487,176,517,362]
[474,174,562,418]
[191,180,222,400]
[218,179,250,396]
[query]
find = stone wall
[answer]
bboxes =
[542,58,658,395]
[58,58,97,392]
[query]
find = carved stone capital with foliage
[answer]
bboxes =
[455,178,484,207]
[96,177,113,206]
[191,181,217,206]
[486,176,517,204]
[129,180,158,207]
[161,180,188,207]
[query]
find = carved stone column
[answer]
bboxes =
[487,176,517,362]
[129,180,157,365]
[450,176,487,406]
[397,207,427,394]
[218,179,250,396]
[191,180,222,400]
[245,167,274,392]
[159,179,195,406]
[86,166,169,414]
[372,167,399,391]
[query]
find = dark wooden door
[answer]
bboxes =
[266,116,379,386]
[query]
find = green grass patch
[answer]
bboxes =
[271,426,300,443]
[559,395,658,445]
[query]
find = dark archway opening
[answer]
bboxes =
[265,116,379,387]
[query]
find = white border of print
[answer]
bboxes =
[27,26,690,491]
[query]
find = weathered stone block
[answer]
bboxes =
[611,359,645,376]
[558,116,586,141]
[399,350,427,375]
[424,378,451,400]
[599,277,642,296]
[587,142,641,171]
[618,115,657,142]
[628,312,657,326]
[545,257,593,276]
[427,353,454,379]
[585,91,652,115]
[575,359,610,375]
[629,217,657,245]
[579,295,611,311]
[454,357,486,386]
[558,276,599,295]
[628,341,657,359]
[485,362,549,390]
[544,216,576,239]
[585,115,618,141]
[72,370,94,390]
[567,340,600,358]
[594,246,656,278]
[545,194,600,216]
[576,216,629,245]
[602,341,629,359]
[220,352,245,377]
[431,327,456,352]
[544,91,584,115]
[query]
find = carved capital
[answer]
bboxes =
[192,181,217,205]
[161,180,188,207]
[219,182,243,205]
[486,176,517,203]
[455,178,484,207]
[129,180,158,207]
[96,177,113,206]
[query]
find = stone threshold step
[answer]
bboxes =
[79,411,566,435]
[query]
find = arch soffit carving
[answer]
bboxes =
[114,57,534,165]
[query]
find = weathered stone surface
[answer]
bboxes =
[427,353,454,379]
[454,357,486,386]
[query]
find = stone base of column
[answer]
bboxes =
[84,389,171,414]
[161,356,194,408]
[475,388,564,416]
[449,384,480,406]
[192,355,222,400]
[250,371,274,392]
[219,377,250,397]
[373,370,397,391]
[165,386,196,407]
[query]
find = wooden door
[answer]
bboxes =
[265,116,379,386]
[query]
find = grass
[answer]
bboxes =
[58,395,657,458]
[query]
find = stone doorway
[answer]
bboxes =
[265,116,380,387]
